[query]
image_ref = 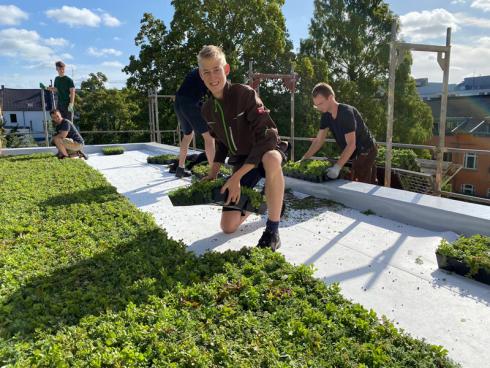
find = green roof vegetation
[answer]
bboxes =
[0,154,459,367]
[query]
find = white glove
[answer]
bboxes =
[327,163,341,179]
[68,103,74,113]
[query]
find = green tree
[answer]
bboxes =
[300,0,433,145]
[123,1,294,141]
[78,73,142,144]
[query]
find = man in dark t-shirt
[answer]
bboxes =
[300,83,377,184]
[48,61,75,120]
[50,109,87,160]
[173,68,214,178]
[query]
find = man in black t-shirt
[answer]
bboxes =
[300,83,377,184]
[50,109,87,160]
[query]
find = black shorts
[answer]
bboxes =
[174,96,209,135]
[222,147,287,213]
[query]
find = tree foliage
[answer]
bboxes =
[300,0,433,144]
[77,73,142,144]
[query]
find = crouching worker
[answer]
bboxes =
[50,109,87,159]
[198,45,286,251]
[301,83,377,184]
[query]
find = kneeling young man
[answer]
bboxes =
[301,83,377,184]
[50,109,87,159]
[199,45,285,251]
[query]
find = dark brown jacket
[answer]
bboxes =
[201,82,280,166]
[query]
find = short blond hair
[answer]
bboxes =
[198,45,227,67]
[312,83,335,99]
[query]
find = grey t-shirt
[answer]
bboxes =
[320,103,374,156]
[55,119,84,144]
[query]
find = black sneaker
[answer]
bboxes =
[78,151,88,160]
[175,166,191,178]
[257,229,281,251]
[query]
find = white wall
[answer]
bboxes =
[2,110,47,140]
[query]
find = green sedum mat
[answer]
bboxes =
[0,154,459,367]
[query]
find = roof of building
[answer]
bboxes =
[0,87,47,111]
[416,75,490,98]
[449,118,490,136]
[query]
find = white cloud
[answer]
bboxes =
[113,36,121,41]
[400,8,490,44]
[101,61,124,68]
[471,0,490,12]
[87,47,122,57]
[46,6,100,27]
[456,13,490,28]
[410,37,490,83]
[451,0,466,4]
[400,9,460,42]
[61,53,74,60]
[102,13,121,27]
[45,6,121,28]
[0,5,28,25]
[44,37,69,47]
[0,28,55,64]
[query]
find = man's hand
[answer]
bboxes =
[68,103,74,113]
[327,163,341,179]
[221,175,241,205]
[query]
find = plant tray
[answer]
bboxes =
[436,252,490,285]
[168,185,266,214]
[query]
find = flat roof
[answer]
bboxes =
[85,147,490,368]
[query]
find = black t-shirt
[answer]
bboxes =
[55,119,84,144]
[176,68,208,102]
[320,103,374,156]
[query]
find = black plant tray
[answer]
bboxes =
[168,191,212,207]
[168,187,266,214]
[436,252,490,285]
[211,188,266,214]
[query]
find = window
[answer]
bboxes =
[443,152,453,162]
[461,184,474,195]
[10,113,17,123]
[487,188,490,198]
[463,153,477,169]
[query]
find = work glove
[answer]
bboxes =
[326,163,341,180]
[68,103,74,113]
[39,82,46,89]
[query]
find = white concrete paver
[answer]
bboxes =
[88,150,490,368]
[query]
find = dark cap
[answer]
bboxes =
[55,61,66,68]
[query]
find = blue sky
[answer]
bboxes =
[1,1,489,89]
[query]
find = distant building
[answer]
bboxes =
[0,86,55,141]
[417,76,490,199]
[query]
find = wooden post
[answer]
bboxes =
[40,88,49,147]
[154,88,161,143]
[385,22,397,187]
[290,65,295,161]
[249,61,254,88]
[435,28,452,194]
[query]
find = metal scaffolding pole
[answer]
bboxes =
[148,90,154,142]
[290,65,295,161]
[385,22,397,187]
[435,28,452,194]
[40,88,49,147]
[385,23,451,191]
[154,88,161,143]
